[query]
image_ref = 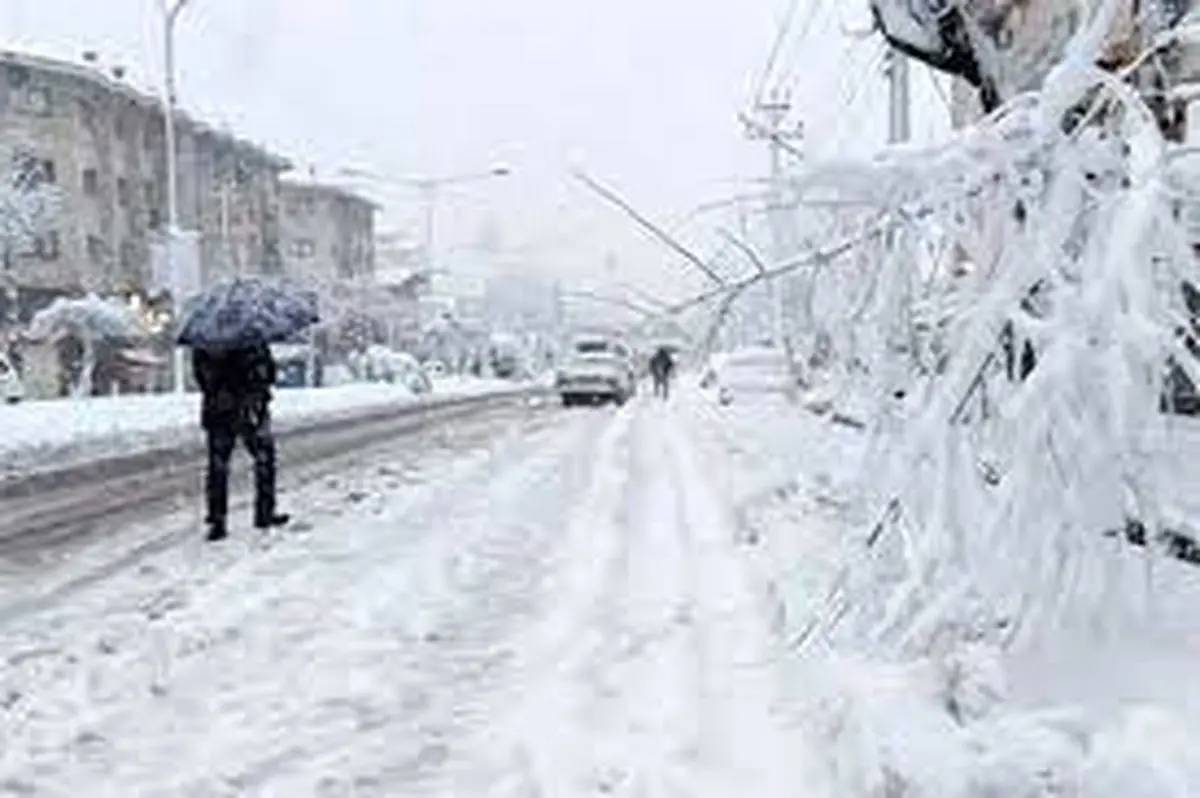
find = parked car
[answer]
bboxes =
[556,335,636,407]
[701,346,792,405]
[0,352,23,404]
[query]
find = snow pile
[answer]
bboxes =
[0,380,532,477]
[800,646,1200,797]
[695,395,1200,795]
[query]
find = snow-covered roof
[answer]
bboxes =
[0,48,290,171]
[279,173,382,211]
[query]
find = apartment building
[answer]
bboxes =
[0,49,289,325]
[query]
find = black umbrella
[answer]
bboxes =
[175,277,320,350]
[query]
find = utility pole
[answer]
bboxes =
[885,48,911,144]
[743,89,803,380]
[884,47,915,381]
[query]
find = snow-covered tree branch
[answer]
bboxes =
[0,153,62,323]
[765,12,1200,672]
[869,0,1191,116]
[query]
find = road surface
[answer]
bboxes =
[0,396,819,796]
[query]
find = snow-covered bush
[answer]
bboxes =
[0,152,62,325]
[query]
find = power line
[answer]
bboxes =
[825,40,890,151]
[753,0,803,105]
[773,0,831,95]
[754,0,830,104]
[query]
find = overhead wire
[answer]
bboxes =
[754,0,831,103]
[773,0,833,99]
[753,0,804,104]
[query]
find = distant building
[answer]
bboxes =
[483,272,559,334]
[278,177,378,285]
[0,49,289,324]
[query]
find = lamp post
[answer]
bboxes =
[162,0,192,393]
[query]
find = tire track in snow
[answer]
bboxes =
[464,400,811,797]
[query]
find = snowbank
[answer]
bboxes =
[0,378,525,478]
[685,390,1200,796]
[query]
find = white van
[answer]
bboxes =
[0,351,24,404]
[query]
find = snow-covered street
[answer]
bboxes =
[0,393,818,796]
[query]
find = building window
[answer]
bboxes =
[20,86,51,116]
[87,235,106,264]
[77,99,98,129]
[114,114,128,142]
[117,177,130,207]
[82,168,99,196]
[14,155,55,187]
[119,240,137,270]
[7,64,30,89]
[21,231,58,260]
[285,196,317,217]
[289,239,315,259]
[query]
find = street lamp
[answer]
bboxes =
[161,0,192,393]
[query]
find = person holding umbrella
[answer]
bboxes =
[649,345,675,400]
[193,342,289,540]
[177,278,319,541]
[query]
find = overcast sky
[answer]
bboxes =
[5,0,948,303]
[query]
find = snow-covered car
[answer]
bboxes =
[0,352,23,404]
[702,346,792,405]
[354,347,433,394]
[556,335,636,407]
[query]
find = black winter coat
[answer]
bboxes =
[649,349,674,379]
[193,344,277,429]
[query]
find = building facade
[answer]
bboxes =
[0,49,289,324]
[278,178,377,285]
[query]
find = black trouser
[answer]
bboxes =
[205,400,277,526]
[652,373,670,399]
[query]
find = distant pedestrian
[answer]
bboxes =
[649,346,675,400]
[193,342,290,541]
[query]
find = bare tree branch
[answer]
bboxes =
[571,170,727,287]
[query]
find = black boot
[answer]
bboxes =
[206,519,228,542]
[255,513,291,530]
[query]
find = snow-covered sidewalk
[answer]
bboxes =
[0,377,520,478]
[0,396,820,795]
